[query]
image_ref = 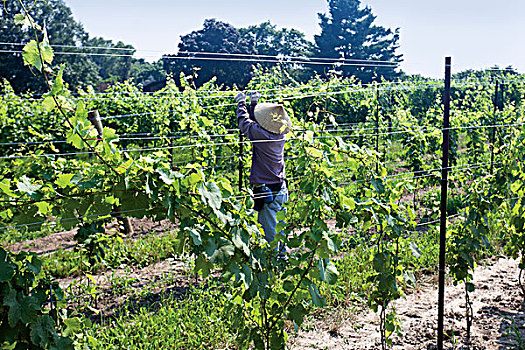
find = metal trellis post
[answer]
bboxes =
[49,284,56,321]
[169,107,175,170]
[490,81,499,174]
[239,108,245,193]
[499,82,505,112]
[437,56,452,350]
[375,86,380,172]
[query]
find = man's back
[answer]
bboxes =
[237,101,286,186]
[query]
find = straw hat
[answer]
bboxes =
[254,103,292,135]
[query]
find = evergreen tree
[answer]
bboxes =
[315,0,402,82]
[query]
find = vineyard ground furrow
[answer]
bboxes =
[57,258,193,308]
[292,257,522,350]
[6,217,175,256]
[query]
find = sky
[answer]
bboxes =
[65,0,525,78]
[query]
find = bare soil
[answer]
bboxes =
[292,257,524,350]
[7,217,176,255]
[58,258,196,321]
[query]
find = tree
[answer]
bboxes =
[314,0,402,82]
[83,37,136,83]
[163,19,255,88]
[0,0,141,93]
[239,21,315,82]
[0,0,100,92]
[129,59,166,91]
[240,21,314,58]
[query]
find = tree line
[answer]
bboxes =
[1,0,402,93]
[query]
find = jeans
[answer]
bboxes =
[257,185,288,249]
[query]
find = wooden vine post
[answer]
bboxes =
[87,110,134,236]
[437,56,452,350]
[86,110,103,137]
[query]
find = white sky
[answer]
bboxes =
[65,0,525,78]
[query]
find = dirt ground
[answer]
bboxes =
[292,257,524,350]
[6,222,525,349]
[7,217,175,255]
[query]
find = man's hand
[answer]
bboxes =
[235,92,246,104]
[249,91,261,103]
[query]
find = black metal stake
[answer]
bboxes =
[168,108,175,170]
[490,81,499,174]
[49,284,56,321]
[375,86,380,172]
[437,56,452,350]
[169,108,175,170]
[499,82,505,112]
[239,131,244,192]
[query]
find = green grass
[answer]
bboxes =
[83,284,237,350]
[1,225,61,246]
[323,227,440,307]
[42,230,184,278]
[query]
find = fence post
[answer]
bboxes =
[87,110,104,139]
[238,130,244,192]
[49,284,56,321]
[87,110,103,162]
[169,107,175,170]
[88,110,134,236]
[387,89,393,135]
[499,82,505,112]
[437,56,452,350]
[490,81,499,174]
[375,85,380,172]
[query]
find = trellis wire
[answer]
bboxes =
[0,48,398,68]
[3,119,523,160]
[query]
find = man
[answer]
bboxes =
[235,91,292,252]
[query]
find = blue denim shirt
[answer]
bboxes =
[237,101,286,186]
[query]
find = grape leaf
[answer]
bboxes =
[4,290,22,327]
[0,179,16,197]
[232,228,250,256]
[14,13,31,30]
[318,259,339,285]
[55,174,75,189]
[0,250,15,282]
[308,283,326,307]
[198,181,222,211]
[30,315,56,348]
[17,176,41,196]
[22,39,53,72]
[205,237,234,265]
